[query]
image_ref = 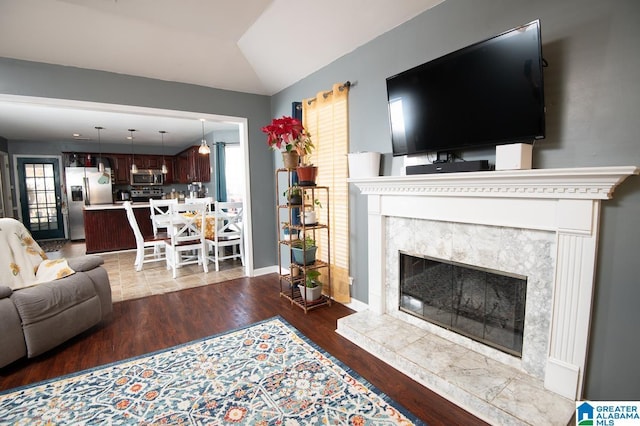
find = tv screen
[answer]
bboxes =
[387,20,545,157]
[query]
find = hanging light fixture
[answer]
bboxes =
[198,119,210,155]
[159,130,168,174]
[128,129,138,173]
[95,126,105,173]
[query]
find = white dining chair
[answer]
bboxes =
[149,198,178,237]
[123,201,169,271]
[207,201,244,272]
[165,200,209,278]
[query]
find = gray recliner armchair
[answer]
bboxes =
[0,218,112,368]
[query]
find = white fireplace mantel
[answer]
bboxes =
[349,166,638,402]
[351,166,636,199]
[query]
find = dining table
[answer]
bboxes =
[179,212,217,240]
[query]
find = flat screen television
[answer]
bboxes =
[387,20,545,157]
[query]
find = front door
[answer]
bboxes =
[17,157,65,240]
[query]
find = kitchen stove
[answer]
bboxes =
[130,187,163,202]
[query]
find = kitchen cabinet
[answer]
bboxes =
[84,204,153,253]
[64,151,202,186]
[176,146,210,183]
[163,157,175,184]
[176,154,189,183]
[139,155,163,169]
[110,154,132,184]
[110,154,166,184]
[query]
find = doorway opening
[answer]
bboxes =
[2,95,253,275]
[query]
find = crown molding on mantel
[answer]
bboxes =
[348,166,639,200]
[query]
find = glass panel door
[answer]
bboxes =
[17,157,65,240]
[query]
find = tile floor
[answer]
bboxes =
[50,242,245,303]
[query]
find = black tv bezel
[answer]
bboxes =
[386,20,545,157]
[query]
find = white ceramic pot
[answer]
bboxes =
[298,284,323,302]
[302,210,317,225]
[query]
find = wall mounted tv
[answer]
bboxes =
[387,20,545,157]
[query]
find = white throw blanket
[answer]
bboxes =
[0,218,75,290]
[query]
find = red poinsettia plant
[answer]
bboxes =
[261,116,313,157]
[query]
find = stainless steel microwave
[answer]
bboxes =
[131,170,164,186]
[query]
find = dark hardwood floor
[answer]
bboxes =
[0,274,488,425]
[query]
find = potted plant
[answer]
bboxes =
[302,209,317,226]
[283,185,303,206]
[281,222,299,241]
[298,269,323,301]
[291,235,317,265]
[297,155,318,186]
[262,116,314,169]
[301,196,322,225]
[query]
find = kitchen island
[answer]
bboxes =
[83,203,153,254]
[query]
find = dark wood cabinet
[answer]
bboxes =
[195,149,211,182]
[111,154,166,184]
[84,206,153,253]
[163,157,175,184]
[64,150,208,186]
[140,155,163,169]
[176,154,189,183]
[176,146,210,183]
[110,154,132,184]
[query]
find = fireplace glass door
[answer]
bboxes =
[399,251,527,357]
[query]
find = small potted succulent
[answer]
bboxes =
[299,269,322,301]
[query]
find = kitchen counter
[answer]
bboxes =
[83,202,151,210]
[83,204,154,253]
[83,200,199,210]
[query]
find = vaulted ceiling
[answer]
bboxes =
[0,0,444,146]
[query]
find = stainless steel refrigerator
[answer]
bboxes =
[65,167,113,240]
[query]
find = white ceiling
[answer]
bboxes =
[0,0,444,147]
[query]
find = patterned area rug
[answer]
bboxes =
[0,317,424,425]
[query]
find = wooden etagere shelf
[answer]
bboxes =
[276,168,331,313]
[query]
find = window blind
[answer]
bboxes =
[303,83,350,303]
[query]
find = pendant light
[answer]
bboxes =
[95,126,105,173]
[128,129,138,173]
[198,119,210,155]
[159,130,168,174]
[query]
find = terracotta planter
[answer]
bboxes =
[282,151,299,170]
[296,165,317,186]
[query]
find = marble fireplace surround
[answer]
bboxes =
[339,166,637,424]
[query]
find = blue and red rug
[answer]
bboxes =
[0,317,424,425]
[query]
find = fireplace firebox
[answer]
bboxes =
[399,251,527,356]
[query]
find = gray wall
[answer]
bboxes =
[0,58,276,269]
[271,0,640,399]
